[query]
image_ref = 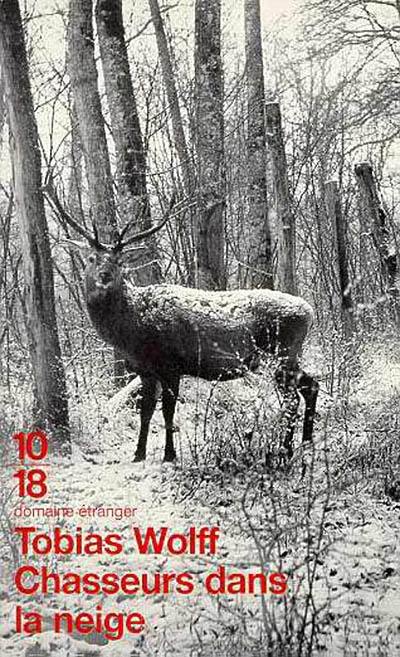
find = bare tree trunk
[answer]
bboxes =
[67,0,116,242]
[148,0,193,196]
[0,0,70,451]
[354,162,399,317]
[325,180,353,333]
[67,106,84,221]
[194,0,225,290]
[65,105,87,298]
[244,0,273,289]
[68,0,124,383]
[0,72,6,156]
[148,0,194,281]
[95,0,160,285]
[265,102,296,295]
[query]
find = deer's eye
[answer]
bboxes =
[88,254,96,264]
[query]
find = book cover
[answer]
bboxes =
[1,0,399,656]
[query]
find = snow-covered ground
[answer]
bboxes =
[1,339,400,656]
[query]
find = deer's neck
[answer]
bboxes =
[87,283,139,350]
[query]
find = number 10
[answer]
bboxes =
[13,430,48,461]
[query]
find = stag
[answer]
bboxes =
[48,191,318,462]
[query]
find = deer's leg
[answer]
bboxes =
[275,364,300,459]
[297,370,319,443]
[161,375,180,462]
[133,376,158,462]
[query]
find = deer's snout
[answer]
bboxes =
[98,271,112,285]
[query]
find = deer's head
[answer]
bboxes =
[44,184,177,304]
[68,222,163,304]
[84,247,127,304]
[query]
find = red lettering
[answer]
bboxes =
[75,613,93,634]
[82,572,100,595]
[101,572,119,595]
[120,573,140,594]
[175,572,195,594]
[269,572,287,595]
[126,612,145,635]
[15,565,39,594]
[14,527,36,556]
[132,527,168,554]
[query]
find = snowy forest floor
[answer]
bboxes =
[1,332,400,657]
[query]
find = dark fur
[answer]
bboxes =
[85,250,319,461]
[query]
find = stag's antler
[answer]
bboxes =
[114,193,178,251]
[44,171,180,251]
[43,173,101,248]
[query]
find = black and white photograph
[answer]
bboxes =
[0,0,400,654]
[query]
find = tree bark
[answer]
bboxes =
[354,162,399,315]
[265,102,297,295]
[67,105,84,222]
[148,0,193,197]
[244,0,273,289]
[0,0,70,450]
[0,72,6,156]
[95,0,160,285]
[65,105,87,297]
[67,0,116,242]
[194,0,225,290]
[148,0,194,280]
[68,0,126,383]
[325,180,353,332]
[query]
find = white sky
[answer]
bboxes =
[260,0,297,24]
